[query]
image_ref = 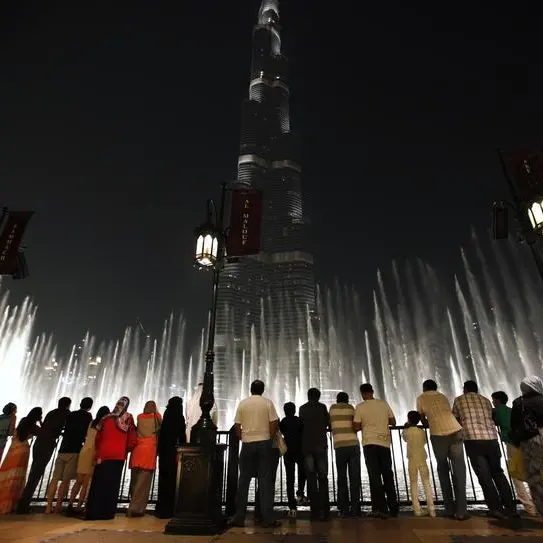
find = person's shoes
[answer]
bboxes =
[414,510,423,517]
[351,508,362,517]
[441,511,455,519]
[297,494,308,506]
[227,518,245,528]
[428,509,437,518]
[372,511,389,519]
[389,510,399,518]
[487,510,507,520]
[260,520,281,528]
[455,514,470,521]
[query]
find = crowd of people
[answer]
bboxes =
[229,375,543,526]
[0,375,540,526]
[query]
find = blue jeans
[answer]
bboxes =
[234,440,274,523]
[304,451,329,516]
[335,445,361,514]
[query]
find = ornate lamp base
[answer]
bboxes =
[164,444,227,535]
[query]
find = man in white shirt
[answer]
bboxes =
[353,383,398,518]
[229,380,280,528]
[416,379,467,520]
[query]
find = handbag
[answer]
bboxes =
[508,446,526,481]
[510,398,539,445]
[272,432,288,456]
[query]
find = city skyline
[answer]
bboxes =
[1,1,541,348]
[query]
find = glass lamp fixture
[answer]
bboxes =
[528,200,543,232]
[194,221,219,268]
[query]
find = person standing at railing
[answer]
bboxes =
[155,396,186,519]
[45,397,94,514]
[279,402,306,516]
[228,379,281,529]
[452,380,517,519]
[127,401,162,517]
[416,379,467,521]
[402,411,435,517]
[491,390,537,517]
[67,406,111,514]
[85,396,137,521]
[299,387,331,522]
[0,403,17,462]
[17,397,72,515]
[510,376,543,518]
[353,383,398,519]
[0,407,42,514]
[330,392,361,518]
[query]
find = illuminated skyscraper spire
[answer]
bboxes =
[258,0,279,25]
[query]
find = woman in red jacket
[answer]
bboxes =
[85,397,136,520]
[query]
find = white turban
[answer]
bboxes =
[520,376,543,396]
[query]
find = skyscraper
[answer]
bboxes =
[214,0,315,410]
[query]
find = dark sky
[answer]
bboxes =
[1,1,541,350]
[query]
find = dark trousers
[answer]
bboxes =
[431,431,467,517]
[335,445,361,514]
[86,460,124,520]
[363,444,398,515]
[255,448,280,520]
[284,453,306,510]
[464,439,516,514]
[17,443,56,513]
[304,450,329,517]
[233,440,274,524]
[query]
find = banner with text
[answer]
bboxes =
[0,211,34,275]
[227,189,262,257]
[502,150,543,203]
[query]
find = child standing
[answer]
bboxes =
[402,411,435,517]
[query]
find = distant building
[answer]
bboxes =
[214,1,316,404]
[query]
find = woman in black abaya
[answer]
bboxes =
[155,396,186,518]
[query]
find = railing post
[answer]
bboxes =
[224,424,239,516]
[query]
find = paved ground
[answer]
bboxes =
[0,511,541,543]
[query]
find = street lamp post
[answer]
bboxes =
[164,184,228,536]
[493,151,543,286]
[191,184,227,446]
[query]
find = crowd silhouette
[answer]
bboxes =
[0,375,541,526]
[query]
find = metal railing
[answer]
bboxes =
[24,426,518,509]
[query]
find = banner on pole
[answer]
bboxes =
[502,150,543,202]
[0,211,34,275]
[226,189,262,257]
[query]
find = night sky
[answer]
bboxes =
[1,1,541,351]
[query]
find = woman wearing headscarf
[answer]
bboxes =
[67,406,110,514]
[0,403,17,461]
[186,383,218,442]
[511,376,543,517]
[155,396,186,518]
[127,400,162,517]
[0,407,42,514]
[85,397,136,520]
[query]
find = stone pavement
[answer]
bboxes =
[0,512,542,543]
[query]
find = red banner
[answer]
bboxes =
[502,150,543,202]
[226,189,262,257]
[0,211,34,275]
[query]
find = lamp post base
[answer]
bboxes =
[164,444,227,536]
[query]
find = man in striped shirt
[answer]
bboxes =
[329,392,361,516]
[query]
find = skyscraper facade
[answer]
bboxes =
[214,0,315,409]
